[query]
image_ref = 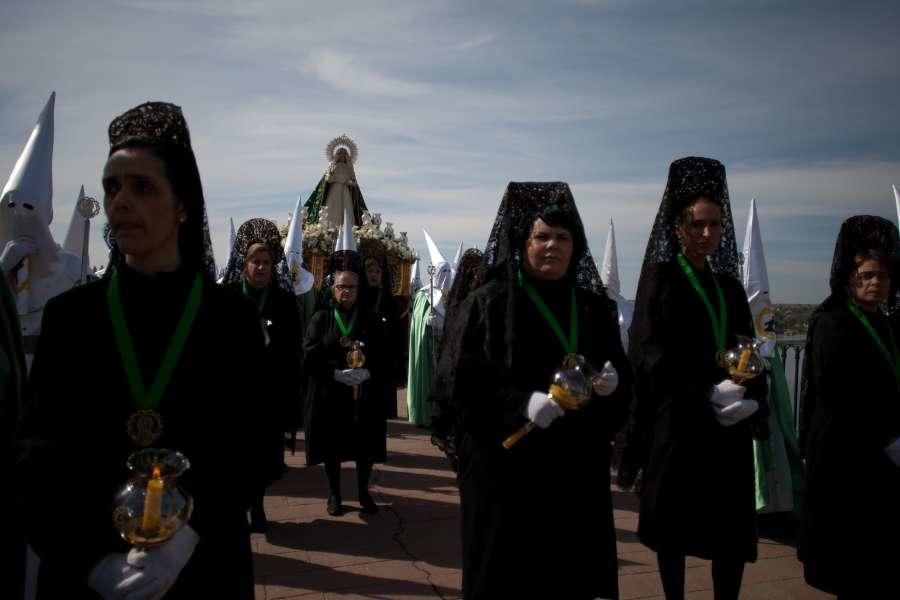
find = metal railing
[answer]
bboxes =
[776,335,806,435]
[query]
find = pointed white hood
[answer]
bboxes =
[893,184,899,228]
[600,219,620,299]
[284,194,315,294]
[600,219,633,351]
[410,259,421,291]
[1,92,55,232]
[450,240,464,285]
[334,206,358,253]
[216,217,236,284]
[419,229,452,314]
[0,92,59,278]
[63,186,88,254]
[742,198,776,356]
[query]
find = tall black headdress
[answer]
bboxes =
[443,248,484,327]
[444,181,611,364]
[637,156,739,281]
[106,101,216,279]
[797,215,900,451]
[825,215,900,310]
[482,182,605,295]
[359,238,394,293]
[220,217,292,291]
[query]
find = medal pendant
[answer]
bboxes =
[127,410,164,447]
[340,336,352,347]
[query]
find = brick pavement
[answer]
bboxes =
[253,393,833,599]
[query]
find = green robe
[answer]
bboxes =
[406,292,435,425]
[753,350,806,514]
[303,175,368,226]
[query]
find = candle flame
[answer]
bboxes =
[152,465,162,479]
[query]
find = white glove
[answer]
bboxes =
[884,438,900,467]
[0,238,37,274]
[709,379,746,408]
[334,368,370,386]
[425,310,444,331]
[87,553,159,599]
[524,391,564,429]
[592,361,619,396]
[353,368,371,384]
[713,398,759,426]
[124,524,199,600]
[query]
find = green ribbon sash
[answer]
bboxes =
[108,270,203,411]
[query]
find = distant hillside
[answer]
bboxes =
[773,304,816,337]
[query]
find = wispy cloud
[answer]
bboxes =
[303,50,430,97]
[0,0,897,302]
[451,33,497,51]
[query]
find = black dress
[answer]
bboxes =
[624,260,767,562]
[364,287,402,420]
[447,277,631,600]
[231,280,303,469]
[302,305,387,465]
[15,265,271,599]
[799,301,900,594]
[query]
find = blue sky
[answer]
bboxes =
[1,0,898,302]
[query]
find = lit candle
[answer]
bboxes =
[141,466,163,535]
[737,347,752,374]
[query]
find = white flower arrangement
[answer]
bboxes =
[302,206,339,255]
[353,211,417,263]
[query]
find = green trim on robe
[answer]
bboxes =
[303,174,369,226]
[406,292,434,426]
[753,350,806,514]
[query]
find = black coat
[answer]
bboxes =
[446,278,631,600]
[15,265,271,599]
[302,304,388,465]
[231,281,303,441]
[364,287,403,419]
[624,260,767,562]
[799,302,900,594]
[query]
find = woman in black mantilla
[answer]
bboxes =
[798,215,900,596]
[302,242,387,516]
[15,102,270,598]
[618,157,768,600]
[220,217,303,532]
[430,247,483,471]
[360,239,402,419]
[434,182,630,599]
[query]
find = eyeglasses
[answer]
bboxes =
[856,270,891,282]
[335,284,358,291]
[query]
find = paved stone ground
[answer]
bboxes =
[253,393,833,599]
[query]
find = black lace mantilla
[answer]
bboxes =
[827,215,899,305]
[104,101,216,280]
[482,181,606,295]
[220,218,292,291]
[640,156,740,280]
[108,101,192,152]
